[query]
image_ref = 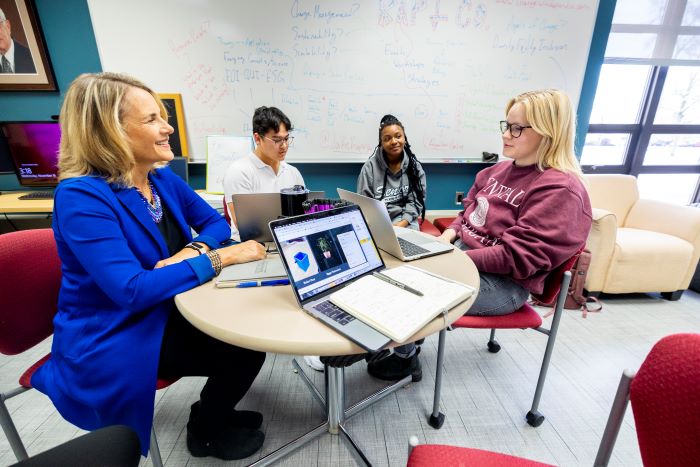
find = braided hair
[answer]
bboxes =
[375,114,426,221]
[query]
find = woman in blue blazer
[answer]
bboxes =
[31,72,267,461]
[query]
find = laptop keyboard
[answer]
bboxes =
[397,237,430,256]
[313,301,355,325]
[18,191,54,200]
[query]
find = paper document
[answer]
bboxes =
[215,256,287,287]
[329,265,475,343]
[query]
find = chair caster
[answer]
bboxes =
[487,340,501,353]
[526,410,545,427]
[428,412,445,429]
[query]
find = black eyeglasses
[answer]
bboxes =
[500,121,532,138]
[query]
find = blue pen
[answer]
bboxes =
[235,279,290,288]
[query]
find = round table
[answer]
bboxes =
[175,244,479,466]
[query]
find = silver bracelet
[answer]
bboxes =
[206,250,223,276]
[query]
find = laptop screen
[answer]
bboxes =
[271,205,384,302]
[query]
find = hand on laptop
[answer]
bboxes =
[437,229,457,245]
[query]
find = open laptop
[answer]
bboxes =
[337,189,453,261]
[269,204,392,351]
[231,191,324,242]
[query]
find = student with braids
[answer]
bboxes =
[357,114,427,230]
[355,115,429,381]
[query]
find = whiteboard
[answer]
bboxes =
[88,0,599,162]
[205,135,253,194]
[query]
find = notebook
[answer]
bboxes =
[268,204,392,351]
[337,189,453,261]
[215,256,287,287]
[232,191,324,243]
[329,265,475,343]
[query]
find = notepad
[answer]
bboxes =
[215,256,287,287]
[329,265,475,343]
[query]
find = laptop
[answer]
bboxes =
[231,191,324,242]
[269,204,392,351]
[337,189,453,261]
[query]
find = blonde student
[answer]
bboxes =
[368,90,592,382]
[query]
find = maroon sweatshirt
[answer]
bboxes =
[448,161,592,294]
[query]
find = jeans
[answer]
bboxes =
[393,239,530,358]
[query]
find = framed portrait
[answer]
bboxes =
[158,93,189,158]
[0,0,56,91]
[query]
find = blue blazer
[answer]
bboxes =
[31,167,230,455]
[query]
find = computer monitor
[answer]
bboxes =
[0,122,60,188]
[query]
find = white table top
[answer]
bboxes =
[176,244,479,356]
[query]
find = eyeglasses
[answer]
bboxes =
[500,121,532,138]
[263,135,294,147]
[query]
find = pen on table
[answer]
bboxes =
[235,279,290,288]
[372,271,424,297]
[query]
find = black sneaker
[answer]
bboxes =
[186,423,265,460]
[367,351,422,382]
[189,401,263,430]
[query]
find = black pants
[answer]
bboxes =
[158,311,266,429]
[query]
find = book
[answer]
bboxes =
[215,256,287,287]
[329,265,475,343]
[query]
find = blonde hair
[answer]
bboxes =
[58,72,168,187]
[505,89,582,177]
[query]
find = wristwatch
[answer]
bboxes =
[185,241,207,255]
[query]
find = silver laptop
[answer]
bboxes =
[231,191,324,242]
[269,205,392,352]
[337,189,453,261]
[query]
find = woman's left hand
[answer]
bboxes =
[393,219,410,228]
[154,248,200,269]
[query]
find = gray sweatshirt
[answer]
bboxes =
[357,147,427,229]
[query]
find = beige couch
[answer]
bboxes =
[584,174,700,300]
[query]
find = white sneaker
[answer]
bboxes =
[304,355,324,372]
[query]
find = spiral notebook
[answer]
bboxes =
[329,265,475,343]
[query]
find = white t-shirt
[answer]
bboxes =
[222,151,305,236]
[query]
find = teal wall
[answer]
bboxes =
[1,0,616,209]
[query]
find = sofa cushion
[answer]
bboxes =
[605,228,694,293]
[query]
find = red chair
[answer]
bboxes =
[432,217,456,233]
[0,229,60,462]
[418,218,441,237]
[429,250,580,429]
[407,435,554,466]
[410,333,700,467]
[0,229,176,466]
[595,333,700,466]
[222,195,232,224]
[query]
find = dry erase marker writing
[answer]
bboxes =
[372,271,424,297]
[235,279,290,288]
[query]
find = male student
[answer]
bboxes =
[0,8,36,74]
[222,106,304,238]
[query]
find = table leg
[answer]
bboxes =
[247,421,329,467]
[327,367,345,434]
[344,373,411,420]
[292,358,326,410]
[339,424,372,466]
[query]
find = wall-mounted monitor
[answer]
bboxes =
[0,122,60,188]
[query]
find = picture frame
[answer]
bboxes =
[0,0,57,91]
[158,93,189,158]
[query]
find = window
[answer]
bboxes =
[582,0,700,205]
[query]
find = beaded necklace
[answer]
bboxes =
[136,181,163,223]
